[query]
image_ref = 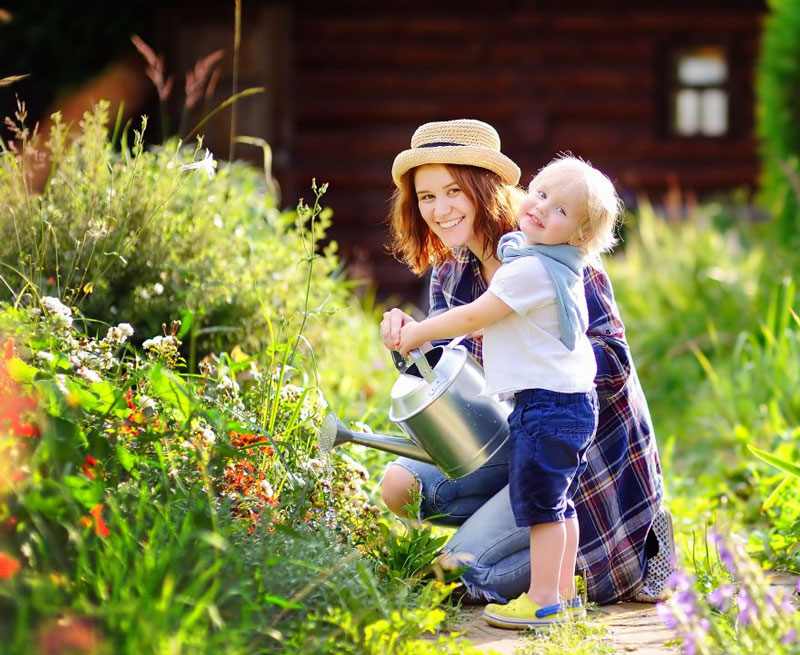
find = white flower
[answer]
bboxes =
[76,366,102,383]
[303,458,326,476]
[199,427,216,444]
[216,376,239,395]
[41,296,73,326]
[152,282,164,295]
[36,351,55,363]
[142,336,159,350]
[180,149,217,180]
[105,323,134,345]
[143,335,177,350]
[259,479,274,497]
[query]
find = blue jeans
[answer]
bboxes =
[386,438,531,602]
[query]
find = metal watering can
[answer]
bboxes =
[318,339,511,479]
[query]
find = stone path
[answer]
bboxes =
[454,601,677,655]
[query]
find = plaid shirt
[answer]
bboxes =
[429,247,664,604]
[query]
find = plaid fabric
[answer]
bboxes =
[428,247,664,604]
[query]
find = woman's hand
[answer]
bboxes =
[399,322,426,356]
[380,308,415,351]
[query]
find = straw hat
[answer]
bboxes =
[392,119,521,187]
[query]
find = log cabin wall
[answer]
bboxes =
[289,0,765,305]
[162,0,766,305]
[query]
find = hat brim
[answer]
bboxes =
[392,145,521,187]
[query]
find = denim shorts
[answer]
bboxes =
[508,388,598,527]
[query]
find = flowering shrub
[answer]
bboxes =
[0,298,454,654]
[656,531,800,655]
[0,100,395,421]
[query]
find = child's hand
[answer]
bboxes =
[465,328,484,342]
[399,322,425,356]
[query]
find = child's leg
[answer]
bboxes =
[559,516,579,599]
[527,521,565,607]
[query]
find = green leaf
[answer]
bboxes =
[6,356,38,383]
[262,594,304,610]
[89,380,126,414]
[21,480,70,521]
[146,366,196,421]
[34,415,86,464]
[63,474,103,509]
[116,445,137,473]
[748,444,800,479]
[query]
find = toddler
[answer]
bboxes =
[399,155,622,628]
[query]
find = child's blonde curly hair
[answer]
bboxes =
[528,154,623,258]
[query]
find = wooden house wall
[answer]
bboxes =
[288,0,764,302]
[159,0,765,302]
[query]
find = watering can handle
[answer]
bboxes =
[446,334,468,350]
[390,350,408,373]
[408,349,438,384]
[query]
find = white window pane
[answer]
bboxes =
[675,89,700,135]
[678,53,728,85]
[701,89,728,136]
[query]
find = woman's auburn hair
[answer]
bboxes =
[388,164,520,275]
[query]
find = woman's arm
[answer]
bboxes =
[399,291,512,355]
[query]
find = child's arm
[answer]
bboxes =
[399,290,513,355]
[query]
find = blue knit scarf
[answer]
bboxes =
[497,231,586,350]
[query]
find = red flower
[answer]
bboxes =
[81,456,98,480]
[89,504,110,538]
[3,338,14,360]
[0,552,20,579]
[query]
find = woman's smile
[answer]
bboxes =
[438,216,464,229]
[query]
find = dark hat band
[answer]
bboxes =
[419,141,463,148]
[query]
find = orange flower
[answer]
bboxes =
[0,552,20,579]
[89,504,110,538]
[3,338,14,360]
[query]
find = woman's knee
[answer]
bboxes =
[381,465,419,517]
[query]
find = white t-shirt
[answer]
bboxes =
[483,256,597,398]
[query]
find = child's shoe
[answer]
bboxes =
[483,593,571,629]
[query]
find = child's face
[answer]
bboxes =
[413,164,481,254]
[518,174,585,247]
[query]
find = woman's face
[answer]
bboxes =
[413,164,481,254]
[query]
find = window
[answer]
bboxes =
[670,46,729,137]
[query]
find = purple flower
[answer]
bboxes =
[707,584,735,612]
[667,570,693,592]
[656,601,679,630]
[764,587,793,615]
[675,590,699,619]
[736,589,758,626]
[782,629,798,646]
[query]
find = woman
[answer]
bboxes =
[379,118,671,604]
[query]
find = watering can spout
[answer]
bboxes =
[318,412,434,464]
